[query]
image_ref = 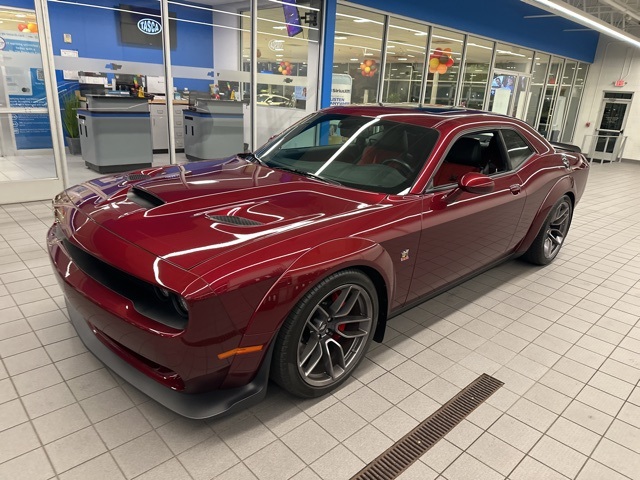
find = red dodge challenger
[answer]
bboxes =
[48,106,589,418]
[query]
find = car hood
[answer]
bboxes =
[64,158,386,270]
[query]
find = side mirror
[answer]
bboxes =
[433,172,495,208]
[458,172,495,195]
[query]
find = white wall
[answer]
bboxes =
[574,36,640,161]
[213,7,241,72]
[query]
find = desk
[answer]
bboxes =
[77,96,152,174]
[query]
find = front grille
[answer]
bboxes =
[206,215,263,226]
[62,236,187,330]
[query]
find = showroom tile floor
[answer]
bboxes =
[1,161,639,480]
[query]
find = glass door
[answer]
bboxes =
[592,93,632,161]
[0,2,65,203]
[488,70,530,118]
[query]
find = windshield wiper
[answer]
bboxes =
[237,152,267,166]
[271,165,343,186]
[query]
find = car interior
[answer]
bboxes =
[431,131,509,187]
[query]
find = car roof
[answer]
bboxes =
[323,104,518,130]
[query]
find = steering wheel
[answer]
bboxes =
[381,158,413,177]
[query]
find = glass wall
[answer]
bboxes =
[425,28,463,105]
[460,36,493,109]
[537,56,564,139]
[562,62,588,143]
[43,0,323,186]
[0,3,65,202]
[239,0,321,146]
[494,43,533,73]
[525,53,550,127]
[382,18,428,103]
[332,5,385,104]
[328,6,588,142]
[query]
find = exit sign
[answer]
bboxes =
[614,79,625,87]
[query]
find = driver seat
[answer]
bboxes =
[358,128,410,167]
[433,137,482,187]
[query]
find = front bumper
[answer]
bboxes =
[48,218,272,418]
[67,298,272,419]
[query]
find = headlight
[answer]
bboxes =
[154,287,171,301]
[172,295,189,317]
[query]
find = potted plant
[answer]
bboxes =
[61,93,81,155]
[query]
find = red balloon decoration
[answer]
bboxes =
[429,47,454,74]
[360,59,377,77]
[278,61,293,76]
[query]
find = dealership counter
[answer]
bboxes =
[77,95,152,173]
[183,100,244,161]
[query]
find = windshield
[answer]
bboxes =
[254,113,439,194]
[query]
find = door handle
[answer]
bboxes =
[510,184,521,194]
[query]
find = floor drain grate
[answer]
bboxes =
[351,373,504,480]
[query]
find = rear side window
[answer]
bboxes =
[502,130,534,169]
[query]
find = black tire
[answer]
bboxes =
[523,195,573,265]
[271,269,378,398]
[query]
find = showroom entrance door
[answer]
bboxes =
[487,70,531,119]
[589,92,632,162]
[0,2,66,204]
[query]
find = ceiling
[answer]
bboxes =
[527,0,640,38]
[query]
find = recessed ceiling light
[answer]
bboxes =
[335,36,347,40]
[407,54,415,58]
[353,19,370,23]
[398,57,408,61]
[387,45,395,48]
[364,52,374,56]
[276,54,284,57]
[272,26,286,30]
[350,58,359,61]
[414,32,428,36]
[15,13,26,18]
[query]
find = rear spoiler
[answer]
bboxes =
[550,141,581,154]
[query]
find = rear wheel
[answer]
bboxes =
[523,195,573,265]
[271,270,378,398]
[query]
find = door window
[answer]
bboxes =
[501,129,534,169]
[431,131,507,187]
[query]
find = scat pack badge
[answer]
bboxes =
[401,249,409,262]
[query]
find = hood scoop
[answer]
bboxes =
[127,186,165,209]
[206,215,263,227]
[125,173,151,182]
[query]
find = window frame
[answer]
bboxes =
[425,127,511,192]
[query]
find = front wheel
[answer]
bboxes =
[271,270,378,398]
[523,195,573,265]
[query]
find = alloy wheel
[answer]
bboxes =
[297,284,373,387]
[543,200,571,259]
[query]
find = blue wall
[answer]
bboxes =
[350,0,599,63]
[48,0,213,69]
[5,0,214,91]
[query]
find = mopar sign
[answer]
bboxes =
[137,18,162,35]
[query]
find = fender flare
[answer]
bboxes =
[221,237,395,386]
[244,236,395,339]
[515,175,575,255]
